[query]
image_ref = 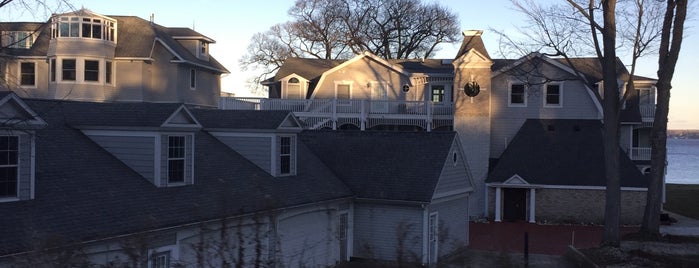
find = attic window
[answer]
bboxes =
[452,152,458,166]
[289,78,300,83]
[5,31,36,49]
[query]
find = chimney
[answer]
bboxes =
[462,30,483,37]
[150,13,154,24]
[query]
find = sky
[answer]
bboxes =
[2,0,697,129]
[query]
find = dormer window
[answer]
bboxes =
[167,136,186,184]
[200,42,207,55]
[51,15,116,42]
[282,75,309,99]
[277,135,296,176]
[0,136,19,199]
[3,31,36,49]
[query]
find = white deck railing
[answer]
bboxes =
[631,147,651,161]
[219,97,454,130]
[640,104,655,121]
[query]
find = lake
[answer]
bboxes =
[667,138,699,184]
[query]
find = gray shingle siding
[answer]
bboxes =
[428,196,469,257]
[433,139,472,196]
[353,203,424,262]
[214,135,272,174]
[87,135,156,183]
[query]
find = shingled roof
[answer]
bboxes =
[0,98,351,257]
[192,109,296,130]
[487,119,647,188]
[0,11,227,73]
[300,130,457,202]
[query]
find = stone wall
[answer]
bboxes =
[487,187,647,225]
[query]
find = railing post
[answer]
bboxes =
[426,99,432,132]
[332,99,337,130]
[360,100,366,131]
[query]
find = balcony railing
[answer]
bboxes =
[219,97,454,131]
[640,104,655,121]
[630,147,651,161]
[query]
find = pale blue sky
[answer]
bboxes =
[2,0,697,129]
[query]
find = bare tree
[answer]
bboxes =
[641,0,687,237]
[502,0,671,247]
[239,0,460,92]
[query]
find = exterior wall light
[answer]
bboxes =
[464,81,480,97]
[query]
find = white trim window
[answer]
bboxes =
[0,136,19,199]
[167,135,186,184]
[431,85,446,103]
[189,69,196,89]
[150,251,170,268]
[50,59,56,82]
[62,59,77,81]
[544,82,563,107]
[52,15,116,42]
[84,59,100,82]
[508,83,527,107]
[277,135,296,176]
[19,62,36,87]
[5,31,36,49]
[105,60,113,84]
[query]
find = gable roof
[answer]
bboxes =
[192,109,300,131]
[487,119,647,188]
[300,130,457,203]
[0,98,352,257]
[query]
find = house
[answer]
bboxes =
[220,30,655,224]
[0,8,228,107]
[0,91,473,267]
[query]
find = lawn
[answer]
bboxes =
[664,183,699,220]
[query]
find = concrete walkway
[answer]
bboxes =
[660,211,699,237]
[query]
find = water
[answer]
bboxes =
[666,138,699,184]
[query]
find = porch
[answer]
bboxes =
[219,97,454,131]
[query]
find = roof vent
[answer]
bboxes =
[573,125,581,132]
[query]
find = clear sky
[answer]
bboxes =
[2,0,697,129]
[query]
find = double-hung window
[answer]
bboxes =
[62,59,76,81]
[167,136,185,183]
[20,62,35,86]
[544,83,562,107]
[150,251,170,268]
[84,60,99,82]
[509,83,526,106]
[279,136,292,175]
[0,136,19,198]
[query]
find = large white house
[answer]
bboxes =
[221,29,656,225]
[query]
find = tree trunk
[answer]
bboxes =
[641,0,686,236]
[601,0,622,248]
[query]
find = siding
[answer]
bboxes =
[277,208,339,267]
[429,195,470,258]
[314,57,411,100]
[353,203,424,262]
[88,135,156,183]
[214,135,272,174]
[433,139,472,196]
[490,62,601,159]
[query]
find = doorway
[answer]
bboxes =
[503,188,527,221]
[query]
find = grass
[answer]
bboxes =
[664,183,699,220]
